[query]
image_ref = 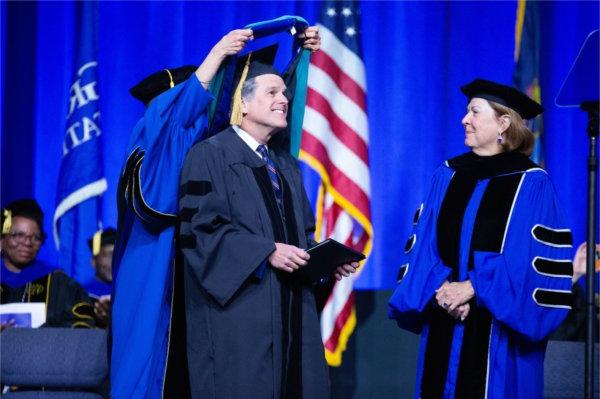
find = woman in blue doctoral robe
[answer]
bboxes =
[389,79,573,399]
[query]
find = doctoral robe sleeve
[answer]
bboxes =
[388,166,454,333]
[125,75,212,229]
[45,272,95,329]
[468,171,573,341]
[179,142,276,307]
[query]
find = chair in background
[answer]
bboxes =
[544,340,599,398]
[0,328,108,398]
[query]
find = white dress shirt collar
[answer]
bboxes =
[232,125,266,159]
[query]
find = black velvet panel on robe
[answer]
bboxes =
[163,235,191,398]
[253,158,303,399]
[421,151,539,399]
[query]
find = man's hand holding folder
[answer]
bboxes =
[268,238,364,282]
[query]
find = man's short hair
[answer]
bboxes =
[241,77,258,101]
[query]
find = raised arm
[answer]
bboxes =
[298,26,321,52]
[195,29,254,89]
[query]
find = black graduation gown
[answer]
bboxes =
[178,127,329,399]
[1,265,94,328]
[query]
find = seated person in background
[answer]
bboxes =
[550,241,600,341]
[85,227,115,328]
[1,199,94,330]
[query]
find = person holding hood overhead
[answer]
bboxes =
[111,16,322,399]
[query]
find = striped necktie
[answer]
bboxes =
[257,145,284,215]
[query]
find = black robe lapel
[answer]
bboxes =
[254,167,288,243]
[454,173,524,399]
[249,141,303,399]
[421,171,478,399]
[424,151,534,399]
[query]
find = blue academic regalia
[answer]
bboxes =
[110,75,212,399]
[389,151,573,399]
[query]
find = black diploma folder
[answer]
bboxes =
[300,239,366,282]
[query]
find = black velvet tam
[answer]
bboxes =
[130,65,197,106]
[233,44,280,88]
[87,227,116,252]
[461,78,544,119]
[2,198,45,233]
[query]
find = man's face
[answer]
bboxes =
[241,74,288,135]
[1,216,42,269]
[92,244,114,283]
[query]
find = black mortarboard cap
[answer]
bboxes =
[230,44,281,125]
[233,44,280,84]
[130,65,197,106]
[461,78,544,120]
[87,227,117,255]
[2,199,45,235]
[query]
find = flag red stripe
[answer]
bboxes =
[306,88,369,162]
[310,50,367,111]
[344,234,353,247]
[325,203,343,238]
[320,227,364,311]
[301,132,371,219]
[354,230,369,252]
[324,291,355,351]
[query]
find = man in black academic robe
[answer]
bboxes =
[179,42,354,399]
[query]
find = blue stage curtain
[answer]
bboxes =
[2,1,598,289]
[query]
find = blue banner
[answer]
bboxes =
[54,1,106,285]
[513,0,543,165]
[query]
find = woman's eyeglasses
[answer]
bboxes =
[6,231,43,245]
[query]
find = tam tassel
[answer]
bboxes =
[230,54,252,126]
[2,209,12,234]
[92,229,102,256]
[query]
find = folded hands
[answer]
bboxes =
[435,280,475,321]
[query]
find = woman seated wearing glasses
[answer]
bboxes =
[1,199,94,330]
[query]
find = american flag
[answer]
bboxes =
[299,0,373,366]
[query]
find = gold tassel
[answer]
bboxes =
[2,209,12,234]
[92,229,102,256]
[164,69,175,88]
[230,54,252,126]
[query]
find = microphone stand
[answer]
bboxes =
[582,100,599,399]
